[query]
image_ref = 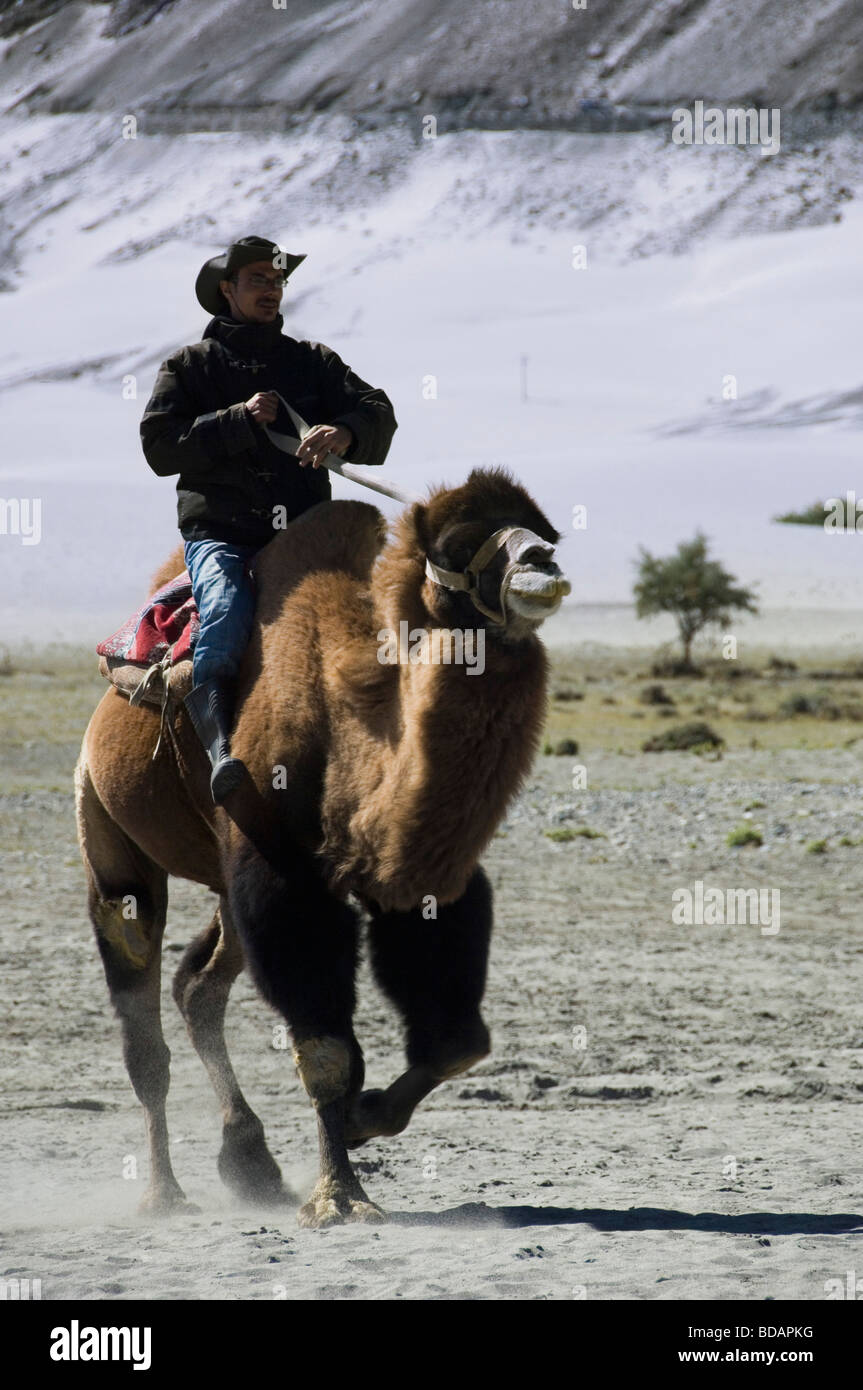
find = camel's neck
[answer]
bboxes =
[353,564,548,908]
[325,529,549,911]
[391,636,548,846]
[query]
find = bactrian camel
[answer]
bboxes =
[75,467,570,1226]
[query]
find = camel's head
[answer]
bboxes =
[417,467,571,637]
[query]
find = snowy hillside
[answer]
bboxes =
[0,1,861,643]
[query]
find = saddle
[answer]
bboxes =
[96,570,197,711]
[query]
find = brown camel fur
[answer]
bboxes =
[75,467,569,1226]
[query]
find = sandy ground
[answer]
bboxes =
[1,643,863,1301]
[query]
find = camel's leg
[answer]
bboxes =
[225,835,382,1228]
[76,763,191,1214]
[171,898,289,1204]
[347,866,493,1145]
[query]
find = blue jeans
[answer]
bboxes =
[183,538,261,686]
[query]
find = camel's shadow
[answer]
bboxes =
[387,1204,863,1235]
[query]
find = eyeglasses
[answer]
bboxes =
[239,272,288,291]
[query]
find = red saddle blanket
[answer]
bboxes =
[97,571,199,665]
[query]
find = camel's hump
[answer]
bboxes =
[147,500,388,598]
[256,499,388,588]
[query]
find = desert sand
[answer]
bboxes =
[2,637,862,1300]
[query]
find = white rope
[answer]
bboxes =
[262,394,421,506]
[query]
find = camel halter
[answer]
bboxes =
[425,526,556,626]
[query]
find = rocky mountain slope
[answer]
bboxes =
[2,0,863,127]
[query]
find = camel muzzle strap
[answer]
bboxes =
[424,526,556,626]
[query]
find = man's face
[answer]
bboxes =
[219,259,285,324]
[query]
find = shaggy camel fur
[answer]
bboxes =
[75,467,569,1226]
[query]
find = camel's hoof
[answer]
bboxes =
[222,1172,295,1208]
[218,1128,290,1206]
[137,1184,200,1217]
[296,1178,386,1229]
[345,1089,403,1147]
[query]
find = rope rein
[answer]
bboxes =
[262,394,421,506]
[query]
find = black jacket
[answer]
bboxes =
[140,313,398,546]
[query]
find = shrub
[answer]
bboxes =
[639,682,675,706]
[779,693,841,719]
[650,656,705,679]
[642,721,723,753]
[773,501,827,526]
[544,826,604,842]
[726,824,763,848]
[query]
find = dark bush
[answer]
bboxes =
[779,693,841,719]
[642,721,723,752]
[639,682,674,706]
[650,657,704,678]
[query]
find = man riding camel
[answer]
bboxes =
[140,235,398,804]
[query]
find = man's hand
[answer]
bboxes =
[244,391,279,425]
[297,423,353,469]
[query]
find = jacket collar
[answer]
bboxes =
[203,313,285,355]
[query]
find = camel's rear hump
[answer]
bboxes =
[150,544,186,594]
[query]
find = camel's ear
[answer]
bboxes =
[408,501,430,551]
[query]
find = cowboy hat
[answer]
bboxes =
[195,235,307,315]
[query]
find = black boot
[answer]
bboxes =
[183,677,244,804]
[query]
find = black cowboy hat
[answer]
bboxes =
[195,235,307,315]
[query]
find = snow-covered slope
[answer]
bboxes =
[0,2,861,643]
